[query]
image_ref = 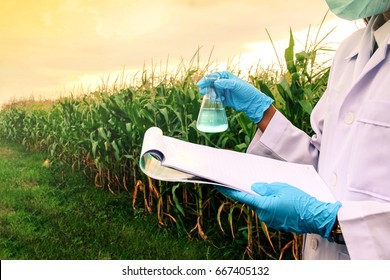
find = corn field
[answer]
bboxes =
[0,30,331,259]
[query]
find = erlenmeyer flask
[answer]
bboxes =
[196,74,228,133]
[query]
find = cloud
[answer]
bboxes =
[95,1,169,39]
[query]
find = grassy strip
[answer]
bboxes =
[0,141,242,260]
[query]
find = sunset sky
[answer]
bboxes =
[0,0,365,107]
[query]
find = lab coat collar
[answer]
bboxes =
[360,38,389,79]
[344,42,360,61]
[343,19,390,82]
[374,18,390,47]
[343,15,390,61]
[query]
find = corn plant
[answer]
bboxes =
[251,17,333,135]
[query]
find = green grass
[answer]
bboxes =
[0,141,242,260]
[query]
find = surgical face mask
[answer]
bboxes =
[326,0,390,20]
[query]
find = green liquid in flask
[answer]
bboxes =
[196,75,228,133]
[196,108,228,133]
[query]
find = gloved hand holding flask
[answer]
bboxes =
[197,71,274,124]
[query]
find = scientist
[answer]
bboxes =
[197,0,390,259]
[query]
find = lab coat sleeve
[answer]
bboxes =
[338,201,390,259]
[247,109,322,168]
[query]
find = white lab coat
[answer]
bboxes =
[247,16,390,259]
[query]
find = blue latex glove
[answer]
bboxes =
[216,182,341,241]
[196,71,274,123]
